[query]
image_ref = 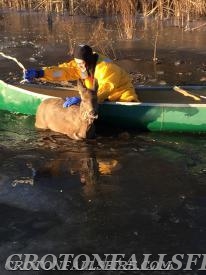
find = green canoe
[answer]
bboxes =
[1,79,206,133]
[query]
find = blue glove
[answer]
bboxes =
[63,97,81,108]
[24,68,44,81]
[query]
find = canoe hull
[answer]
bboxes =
[99,102,206,132]
[0,80,51,115]
[1,80,206,133]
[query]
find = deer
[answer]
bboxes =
[35,80,98,140]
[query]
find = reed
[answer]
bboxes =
[87,19,117,59]
[115,0,137,40]
[1,0,206,23]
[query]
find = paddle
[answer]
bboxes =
[173,86,201,101]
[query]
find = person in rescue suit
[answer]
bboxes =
[24,44,139,106]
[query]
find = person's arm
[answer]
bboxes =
[42,60,80,82]
[24,60,80,82]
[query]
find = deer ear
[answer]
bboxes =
[77,79,85,94]
[93,78,98,92]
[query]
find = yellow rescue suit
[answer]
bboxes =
[42,54,138,103]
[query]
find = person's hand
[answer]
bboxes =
[63,97,81,108]
[24,68,44,81]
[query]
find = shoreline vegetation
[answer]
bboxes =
[1,0,206,20]
[0,0,206,75]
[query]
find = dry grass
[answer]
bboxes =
[115,0,137,40]
[1,0,206,18]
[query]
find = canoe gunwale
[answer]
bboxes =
[103,101,206,107]
[0,80,57,100]
[10,81,206,108]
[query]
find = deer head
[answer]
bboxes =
[78,79,98,124]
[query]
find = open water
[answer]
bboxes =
[0,11,206,274]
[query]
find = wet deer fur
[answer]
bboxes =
[35,80,98,140]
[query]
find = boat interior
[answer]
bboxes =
[18,83,206,104]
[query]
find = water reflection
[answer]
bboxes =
[47,12,53,33]
[33,149,100,186]
[32,149,120,187]
[0,140,120,188]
